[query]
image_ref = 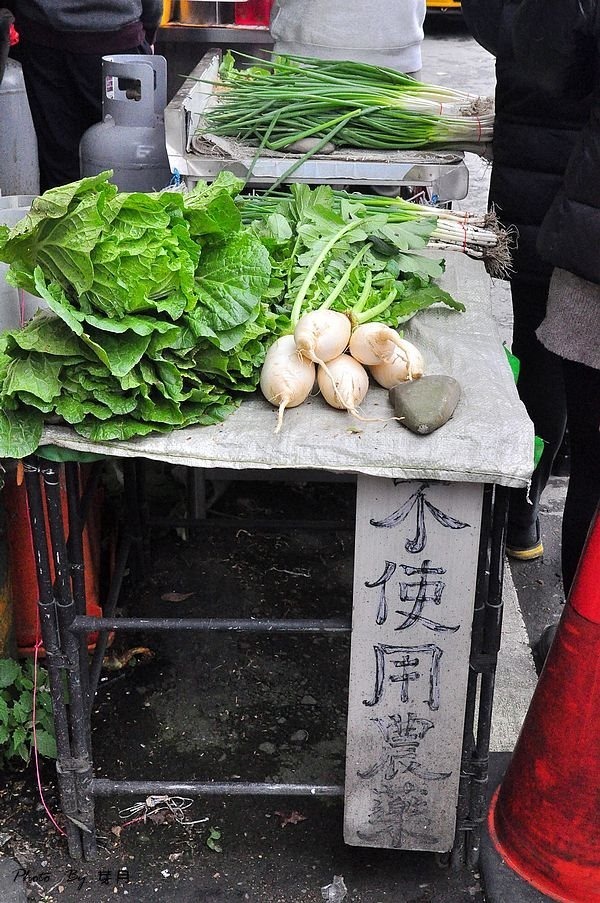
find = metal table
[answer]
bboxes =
[19,253,533,864]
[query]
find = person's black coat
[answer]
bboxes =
[513,0,600,286]
[461,0,591,284]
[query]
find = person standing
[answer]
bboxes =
[460,0,590,562]
[7,0,162,191]
[0,7,12,85]
[510,0,600,628]
[269,0,426,200]
[270,0,426,77]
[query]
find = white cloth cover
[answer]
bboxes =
[40,252,534,489]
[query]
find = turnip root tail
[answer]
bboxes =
[347,408,401,424]
[348,323,422,373]
[310,355,350,410]
[388,334,412,364]
[275,399,288,434]
[378,334,422,377]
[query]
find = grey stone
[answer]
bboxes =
[258,742,277,755]
[390,375,461,435]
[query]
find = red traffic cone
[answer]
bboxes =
[488,509,600,902]
[4,465,104,655]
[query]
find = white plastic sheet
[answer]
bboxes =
[40,252,534,488]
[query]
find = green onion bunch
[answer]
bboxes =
[201,53,494,152]
[240,187,511,278]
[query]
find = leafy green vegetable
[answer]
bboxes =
[0,173,464,461]
[190,232,271,347]
[0,658,56,768]
[0,172,274,458]
[0,407,44,459]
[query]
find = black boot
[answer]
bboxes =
[506,515,544,560]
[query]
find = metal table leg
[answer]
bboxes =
[41,461,96,859]
[451,483,509,868]
[24,458,83,859]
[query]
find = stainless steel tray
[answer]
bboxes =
[164,50,470,199]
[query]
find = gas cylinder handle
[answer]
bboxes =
[101,55,168,127]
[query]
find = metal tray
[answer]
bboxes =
[164,50,470,199]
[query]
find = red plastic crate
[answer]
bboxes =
[4,466,104,655]
[234,0,273,26]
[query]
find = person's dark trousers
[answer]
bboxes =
[507,276,567,545]
[561,359,600,595]
[18,39,150,193]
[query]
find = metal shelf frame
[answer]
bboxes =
[23,455,508,866]
[158,24,273,44]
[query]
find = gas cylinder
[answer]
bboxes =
[0,196,47,331]
[0,60,40,196]
[79,54,172,192]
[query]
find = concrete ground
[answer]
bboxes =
[0,520,551,903]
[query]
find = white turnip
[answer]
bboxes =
[295,309,352,409]
[369,341,424,389]
[294,309,351,366]
[260,335,316,433]
[349,322,413,366]
[317,354,369,418]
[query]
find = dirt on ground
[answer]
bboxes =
[0,468,483,902]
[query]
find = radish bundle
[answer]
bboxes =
[201,53,493,156]
[254,182,441,429]
[243,183,466,346]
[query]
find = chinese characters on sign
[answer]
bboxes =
[344,478,483,851]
